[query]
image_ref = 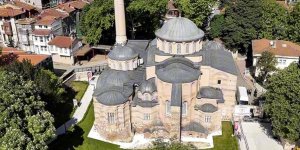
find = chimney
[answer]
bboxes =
[270,40,276,49]
[114,0,127,45]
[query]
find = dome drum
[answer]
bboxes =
[157,38,203,55]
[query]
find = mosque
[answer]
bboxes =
[92,0,238,145]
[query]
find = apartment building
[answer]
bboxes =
[32,16,62,54]
[48,36,82,64]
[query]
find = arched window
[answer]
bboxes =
[182,101,187,115]
[144,93,151,101]
[118,63,122,70]
[107,112,115,124]
[166,100,171,115]
[186,43,189,53]
[193,42,196,52]
[177,43,181,54]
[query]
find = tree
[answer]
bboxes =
[209,14,224,39]
[222,0,261,53]
[259,0,288,40]
[0,53,18,66]
[256,51,277,83]
[148,139,197,150]
[263,63,300,142]
[80,0,217,45]
[288,3,300,43]
[0,71,55,150]
[5,59,35,80]
[0,47,2,55]
[127,0,167,39]
[80,0,114,45]
[175,0,217,27]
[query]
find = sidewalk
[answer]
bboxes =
[56,84,95,135]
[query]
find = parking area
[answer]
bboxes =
[240,122,283,150]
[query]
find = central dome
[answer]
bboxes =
[155,17,204,42]
[108,46,138,61]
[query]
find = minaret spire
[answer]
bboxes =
[114,0,127,45]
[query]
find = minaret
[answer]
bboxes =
[114,0,127,45]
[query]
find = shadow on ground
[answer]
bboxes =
[52,85,77,127]
[49,125,84,150]
[258,122,281,144]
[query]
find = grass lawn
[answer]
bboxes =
[71,81,89,102]
[49,102,120,150]
[208,121,239,150]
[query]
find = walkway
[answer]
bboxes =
[240,122,283,150]
[56,84,95,135]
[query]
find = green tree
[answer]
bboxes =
[0,53,18,66]
[81,0,217,44]
[209,14,224,39]
[256,51,277,83]
[259,0,288,40]
[0,71,55,150]
[127,0,168,39]
[80,0,114,45]
[5,59,35,80]
[175,0,217,27]
[263,63,300,142]
[288,3,300,43]
[148,139,196,150]
[222,0,261,53]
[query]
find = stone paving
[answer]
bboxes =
[240,122,283,150]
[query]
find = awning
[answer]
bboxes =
[75,45,93,57]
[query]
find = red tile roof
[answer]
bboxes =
[40,8,69,19]
[12,1,35,11]
[0,7,24,17]
[48,36,78,48]
[32,29,51,35]
[17,54,49,66]
[56,3,76,13]
[69,0,88,9]
[1,47,50,66]
[252,39,300,57]
[2,47,27,54]
[35,15,57,25]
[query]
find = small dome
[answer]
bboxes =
[155,17,204,42]
[139,78,157,94]
[108,46,138,61]
[199,103,218,113]
[96,70,130,88]
[97,91,128,106]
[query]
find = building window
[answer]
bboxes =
[182,101,187,115]
[166,100,171,115]
[40,37,43,42]
[64,49,67,53]
[107,112,115,124]
[186,43,189,53]
[205,116,211,123]
[39,25,42,28]
[169,43,172,53]
[177,43,181,54]
[60,48,62,53]
[44,25,47,28]
[35,36,37,41]
[41,46,47,52]
[217,80,222,84]
[144,113,150,120]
